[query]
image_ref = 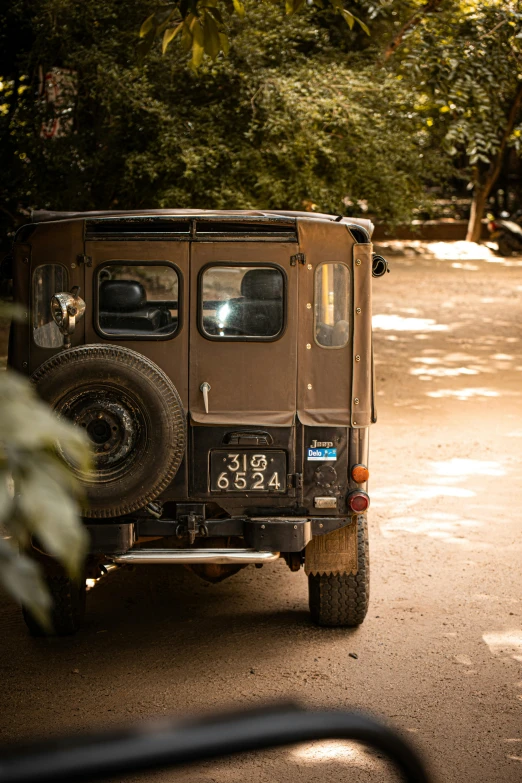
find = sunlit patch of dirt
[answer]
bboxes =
[430,458,506,478]
[425,387,500,400]
[483,630,522,663]
[372,314,449,332]
[290,741,374,767]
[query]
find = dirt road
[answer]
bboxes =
[1,241,521,782]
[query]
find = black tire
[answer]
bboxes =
[498,236,514,257]
[22,572,86,637]
[32,345,186,518]
[308,515,369,627]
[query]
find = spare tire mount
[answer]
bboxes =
[32,345,186,519]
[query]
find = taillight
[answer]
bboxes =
[348,490,370,512]
[488,221,497,232]
[351,464,370,483]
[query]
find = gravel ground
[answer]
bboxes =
[1,241,521,782]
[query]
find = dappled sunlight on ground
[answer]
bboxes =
[379,512,484,546]
[373,457,509,546]
[372,314,449,332]
[430,458,506,477]
[373,484,475,505]
[425,387,500,400]
[368,244,522,775]
[373,477,480,544]
[426,241,497,261]
[376,239,522,271]
[411,366,479,378]
[451,262,480,271]
[290,741,375,768]
[484,256,522,267]
[408,352,503,381]
[482,630,522,663]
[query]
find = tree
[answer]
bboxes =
[389,0,522,240]
[0,0,443,244]
[138,0,369,69]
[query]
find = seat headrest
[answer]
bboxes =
[240,269,282,300]
[99,280,146,311]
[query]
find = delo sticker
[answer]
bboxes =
[307,447,337,461]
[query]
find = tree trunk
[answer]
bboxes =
[466,184,489,243]
[466,82,522,243]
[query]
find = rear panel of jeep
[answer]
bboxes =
[12,214,373,569]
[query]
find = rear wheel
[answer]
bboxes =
[22,567,86,637]
[308,515,369,627]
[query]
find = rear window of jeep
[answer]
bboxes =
[314,262,350,348]
[96,263,179,338]
[200,265,284,340]
[33,264,69,348]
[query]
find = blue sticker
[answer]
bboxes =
[307,448,337,461]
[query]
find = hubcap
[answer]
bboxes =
[57,388,144,480]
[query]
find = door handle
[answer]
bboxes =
[200,382,211,414]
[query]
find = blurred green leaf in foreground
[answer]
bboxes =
[0,304,89,629]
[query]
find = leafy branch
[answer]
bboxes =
[138,0,369,69]
[0,306,90,628]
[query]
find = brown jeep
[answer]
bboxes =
[7,209,388,634]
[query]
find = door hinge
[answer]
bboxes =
[76,254,92,267]
[287,473,303,489]
[290,253,306,266]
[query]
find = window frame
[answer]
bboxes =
[197,261,288,343]
[313,261,351,350]
[94,260,183,342]
[32,263,69,348]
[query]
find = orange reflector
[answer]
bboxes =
[351,464,370,483]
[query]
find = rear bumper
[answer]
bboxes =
[86,515,357,556]
[113,549,280,565]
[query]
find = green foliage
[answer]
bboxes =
[138,0,369,68]
[0,306,89,626]
[0,0,443,236]
[394,1,522,173]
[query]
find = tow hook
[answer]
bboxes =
[176,510,208,544]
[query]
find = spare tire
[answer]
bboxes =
[32,345,186,518]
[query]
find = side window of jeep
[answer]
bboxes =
[200,265,284,340]
[314,263,350,348]
[96,263,179,338]
[33,264,69,348]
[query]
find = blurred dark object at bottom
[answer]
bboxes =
[0,702,431,783]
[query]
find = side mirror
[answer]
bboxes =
[50,286,86,349]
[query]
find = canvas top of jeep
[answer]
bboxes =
[8,209,388,633]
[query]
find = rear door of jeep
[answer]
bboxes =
[82,216,191,495]
[188,217,300,509]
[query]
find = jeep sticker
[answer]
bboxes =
[307,447,337,461]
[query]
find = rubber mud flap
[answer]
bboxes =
[307,515,370,627]
[305,520,359,576]
[32,344,186,518]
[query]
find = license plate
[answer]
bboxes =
[210,451,287,492]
